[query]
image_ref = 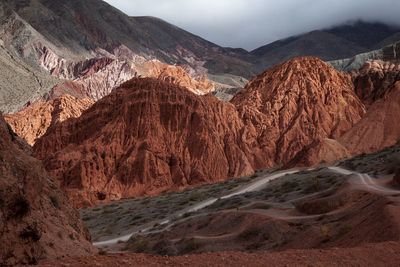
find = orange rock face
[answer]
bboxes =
[139,60,215,95]
[339,82,400,155]
[33,78,255,207]
[232,57,365,167]
[0,115,94,265]
[5,95,94,145]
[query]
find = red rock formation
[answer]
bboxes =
[5,95,94,145]
[353,60,400,105]
[32,57,369,206]
[0,114,94,265]
[33,78,255,207]
[339,82,400,155]
[232,57,365,167]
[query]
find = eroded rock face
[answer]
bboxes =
[232,57,365,167]
[0,115,94,265]
[339,82,400,155]
[353,60,400,105]
[33,78,255,207]
[5,95,94,145]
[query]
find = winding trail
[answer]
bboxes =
[329,166,400,195]
[93,166,399,247]
[93,169,300,246]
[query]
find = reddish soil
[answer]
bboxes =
[31,242,400,267]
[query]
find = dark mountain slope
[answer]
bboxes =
[252,21,400,70]
[3,0,253,77]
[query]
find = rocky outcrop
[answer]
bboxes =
[339,82,400,155]
[353,60,400,105]
[232,57,365,167]
[33,78,255,207]
[0,114,94,265]
[5,95,93,146]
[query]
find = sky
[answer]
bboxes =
[104,0,400,51]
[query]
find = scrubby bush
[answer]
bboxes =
[8,195,30,220]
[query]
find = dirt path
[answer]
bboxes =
[93,169,302,247]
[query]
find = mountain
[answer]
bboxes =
[0,114,94,265]
[2,0,400,114]
[33,78,257,207]
[32,57,366,207]
[231,57,365,167]
[251,21,400,71]
[340,81,400,155]
[0,42,58,113]
[330,41,400,71]
[0,0,248,113]
[5,94,94,145]
[1,0,253,77]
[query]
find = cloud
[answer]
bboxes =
[104,0,400,50]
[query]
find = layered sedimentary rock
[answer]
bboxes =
[353,60,400,104]
[339,82,400,155]
[232,57,366,167]
[39,46,215,101]
[5,95,94,145]
[0,115,94,265]
[34,78,256,207]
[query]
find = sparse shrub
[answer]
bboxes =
[8,195,30,220]
[337,224,352,237]
[69,233,75,240]
[20,223,41,242]
[153,240,174,255]
[280,180,299,194]
[238,227,260,240]
[320,225,331,243]
[97,191,107,201]
[181,238,201,253]
[98,249,107,255]
[127,237,149,253]
[50,195,60,209]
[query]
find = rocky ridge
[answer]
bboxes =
[5,94,94,145]
[0,114,94,265]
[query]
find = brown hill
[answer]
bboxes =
[0,114,94,265]
[232,57,365,166]
[33,78,257,207]
[5,95,94,145]
[339,82,400,155]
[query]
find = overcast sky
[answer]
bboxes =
[104,0,400,51]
